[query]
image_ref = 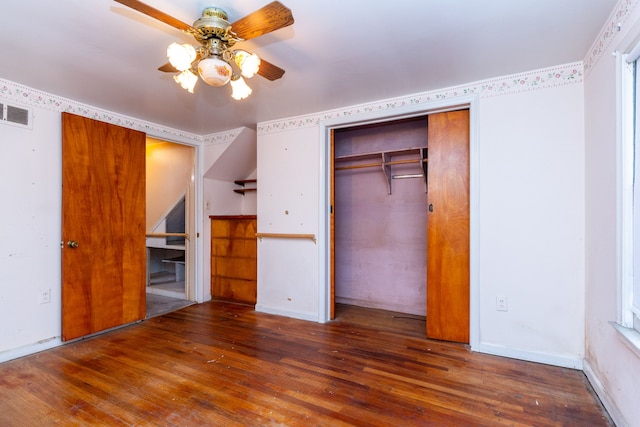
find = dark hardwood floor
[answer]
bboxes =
[0,302,612,426]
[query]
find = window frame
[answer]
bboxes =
[614,50,640,355]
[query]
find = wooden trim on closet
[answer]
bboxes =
[330,129,336,320]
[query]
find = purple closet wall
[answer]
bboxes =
[334,118,428,316]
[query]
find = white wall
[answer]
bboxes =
[256,63,586,368]
[477,84,585,361]
[255,126,321,320]
[583,0,640,425]
[0,107,62,358]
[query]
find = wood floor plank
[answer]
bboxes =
[0,302,612,426]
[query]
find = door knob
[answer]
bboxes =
[429,204,434,212]
[67,240,79,249]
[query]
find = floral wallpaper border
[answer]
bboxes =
[2,60,584,140]
[202,128,244,145]
[0,79,204,144]
[583,0,639,75]
[258,62,584,135]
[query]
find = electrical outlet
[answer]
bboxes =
[496,295,508,312]
[39,289,51,304]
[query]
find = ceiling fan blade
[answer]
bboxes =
[114,0,194,33]
[230,1,294,41]
[158,62,178,73]
[257,58,285,81]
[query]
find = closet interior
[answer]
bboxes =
[333,116,429,318]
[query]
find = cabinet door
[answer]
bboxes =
[211,216,257,304]
[426,110,470,343]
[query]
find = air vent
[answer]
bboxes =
[1,101,32,129]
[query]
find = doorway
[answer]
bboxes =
[325,105,474,344]
[145,138,197,318]
[333,117,429,318]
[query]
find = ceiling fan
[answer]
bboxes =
[114,0,294,99]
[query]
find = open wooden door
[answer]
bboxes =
[426,110,470,343]
[61,113,146,341]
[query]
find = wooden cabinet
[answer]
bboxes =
[210,215,257,304]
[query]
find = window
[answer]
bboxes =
[632,61,640,333]
[616,50,640,347]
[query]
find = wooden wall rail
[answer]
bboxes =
[146,232,189,240]
[255,232,317,244]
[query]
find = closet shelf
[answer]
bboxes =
[335,147,426,162]
[233,179,257,195]
[233,188,257,194]
[335,158,427,171]
[335,146,428,195]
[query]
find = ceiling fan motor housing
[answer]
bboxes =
[193,7,234,45]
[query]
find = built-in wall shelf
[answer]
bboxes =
[233,179,257,195]
[335,147,428,194]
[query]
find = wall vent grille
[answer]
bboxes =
[1,101,32,129]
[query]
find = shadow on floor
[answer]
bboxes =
[332,304,426,338]
[146,293,194,319]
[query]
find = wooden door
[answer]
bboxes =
[426,110,470,343]
[61,113,146,341]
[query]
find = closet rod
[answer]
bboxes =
[255,232,317,244]
[392,174,424,179]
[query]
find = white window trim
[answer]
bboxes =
[616,51,635,328]
[614,50,640,354]
[611,322,640,359]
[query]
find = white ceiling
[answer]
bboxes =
[0,0,617,135]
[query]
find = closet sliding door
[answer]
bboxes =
[426,110,470,343]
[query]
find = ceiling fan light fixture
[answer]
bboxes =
[174,70,198,93]
[230,75,252,100]
[167,43,196,72]
[118,1,293,99]
[234,50,261,79]
[197,56,232,87]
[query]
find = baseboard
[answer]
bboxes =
[583,360,628,427]
[254,304,319,322]
[473,342,584,369]
[0,337,62,364]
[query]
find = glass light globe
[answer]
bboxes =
[230,76,252,100]
[167,43,196,72]
[197,57,232,87]
[234,51,261,79]
[173,70,197,93]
